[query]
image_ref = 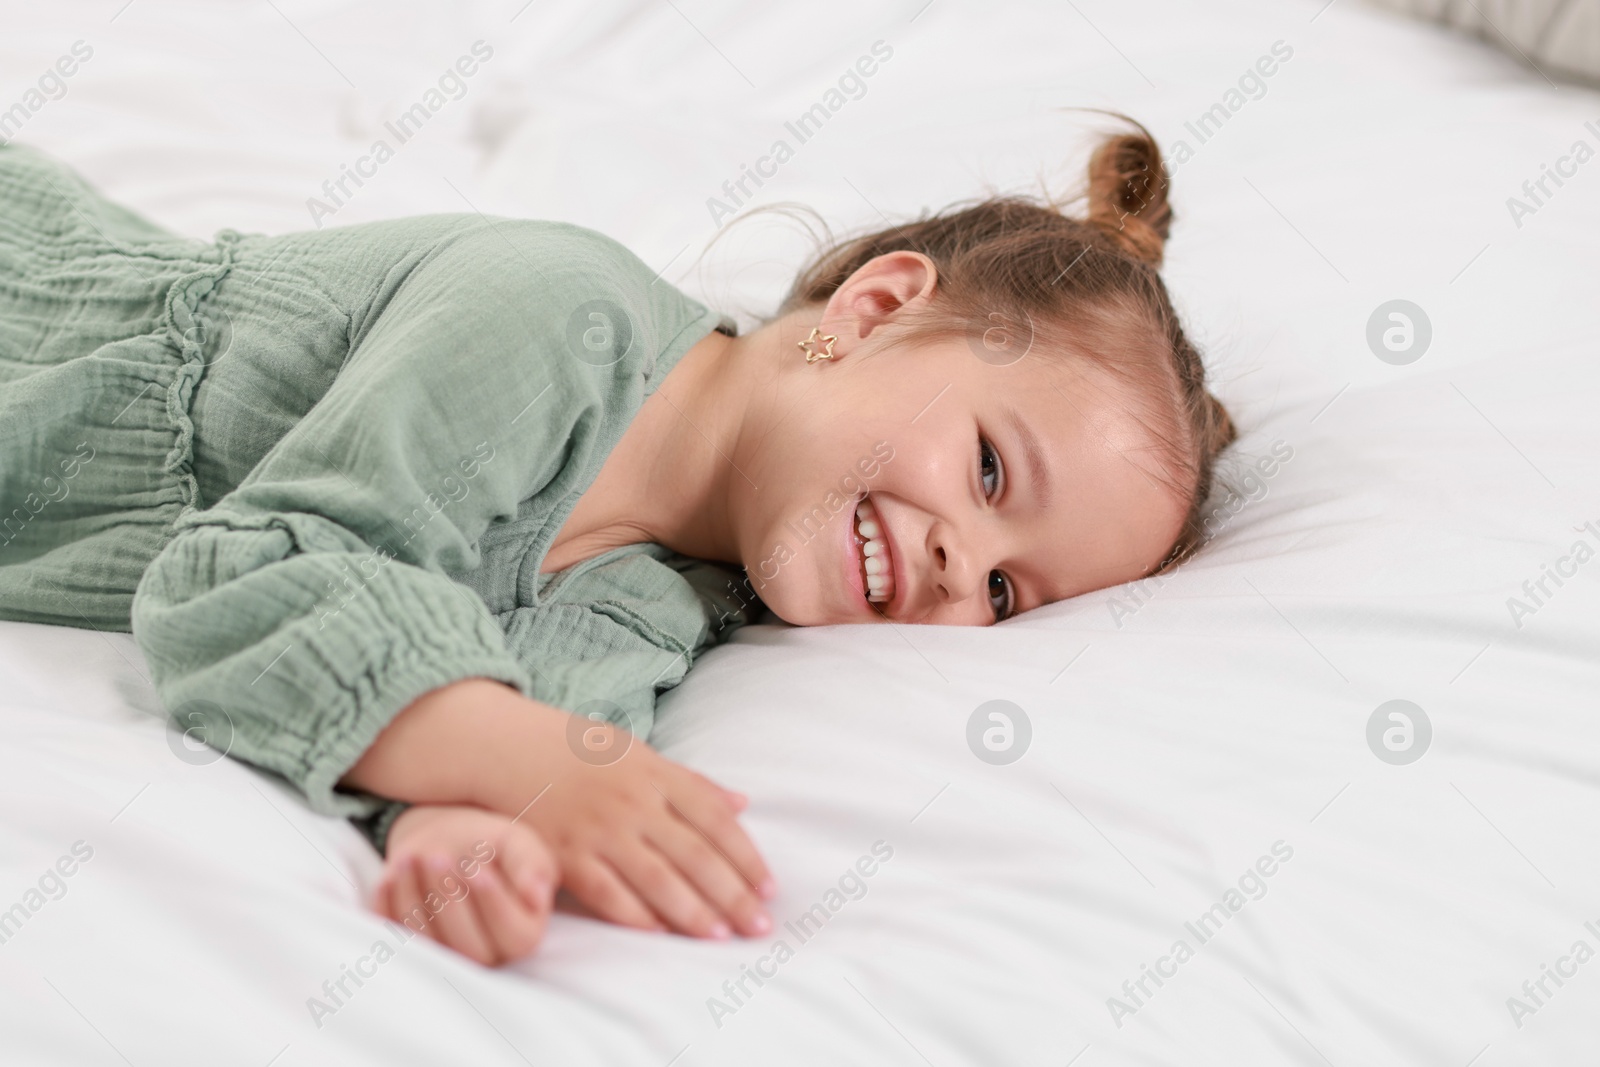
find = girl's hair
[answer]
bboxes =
[769,114,1237,578]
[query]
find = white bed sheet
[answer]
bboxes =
[1,0,1597,1064]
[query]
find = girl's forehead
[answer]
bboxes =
[947,346,1140,412]
[865,329,1157,437]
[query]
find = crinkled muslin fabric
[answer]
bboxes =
[0,143,756,853]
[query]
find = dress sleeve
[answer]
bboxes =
[130,223,614,853]
[495,548,763,747]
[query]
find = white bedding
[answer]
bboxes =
[2,1,1598,1064]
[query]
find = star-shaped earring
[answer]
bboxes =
[797,326,838,363]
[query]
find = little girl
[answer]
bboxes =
[0,117,1235,966]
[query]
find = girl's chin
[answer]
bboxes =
[762,599,822,628]
[755,591,831,629]
[746,556,855,627]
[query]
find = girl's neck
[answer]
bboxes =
[545,322,760,572]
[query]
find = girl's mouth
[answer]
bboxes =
[852,495,896,608]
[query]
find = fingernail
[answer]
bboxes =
[749,912,772,935]
[758,877,779,900]
[709,921,732,940]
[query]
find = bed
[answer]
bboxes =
[2,0,1597,1063]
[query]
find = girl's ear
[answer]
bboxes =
[822,250,939,348]
[1085,125,1172,267]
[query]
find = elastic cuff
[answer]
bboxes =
[351,800,411,858]
[303,650,533,822]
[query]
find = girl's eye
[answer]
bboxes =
[988,569,1014,623]
[979,437,1002,498]
[977,437,1013,621]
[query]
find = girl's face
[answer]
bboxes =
[727,255,1190,627]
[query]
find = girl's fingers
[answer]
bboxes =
[372,865,397,920]
[467,861,547,963]
[393,856,434,941]
[648,819,770,938]
[562,856,666,932]
[670,775,777,901]
[496,833,557,913]
[418,857,497,965]
[608,841,727,940]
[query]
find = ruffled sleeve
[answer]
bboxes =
[499,546,762,748]
[130,220,671,852]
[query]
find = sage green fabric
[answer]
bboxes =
[0,143,760,854]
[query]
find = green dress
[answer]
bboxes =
[0,143,761,852]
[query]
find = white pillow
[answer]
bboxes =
[1364,0,1600,85]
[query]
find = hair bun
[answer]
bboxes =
[1205,390,1237,444]
[1085,122,1172,266]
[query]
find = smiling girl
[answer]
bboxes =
[0,116,1234,965]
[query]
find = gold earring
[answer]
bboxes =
[797,326,838,363]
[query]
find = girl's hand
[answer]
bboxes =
[372,803,556,967]
[342,679,778,944]
[516,719,778,943]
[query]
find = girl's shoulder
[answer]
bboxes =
[299,213,654,291]
[314,214,711,364]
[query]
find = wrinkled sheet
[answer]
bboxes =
[1,0,1597,1063]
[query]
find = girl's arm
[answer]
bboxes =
[128,222,744,925]
[340,677,777,941]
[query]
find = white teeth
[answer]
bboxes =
[854,498,894,603]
